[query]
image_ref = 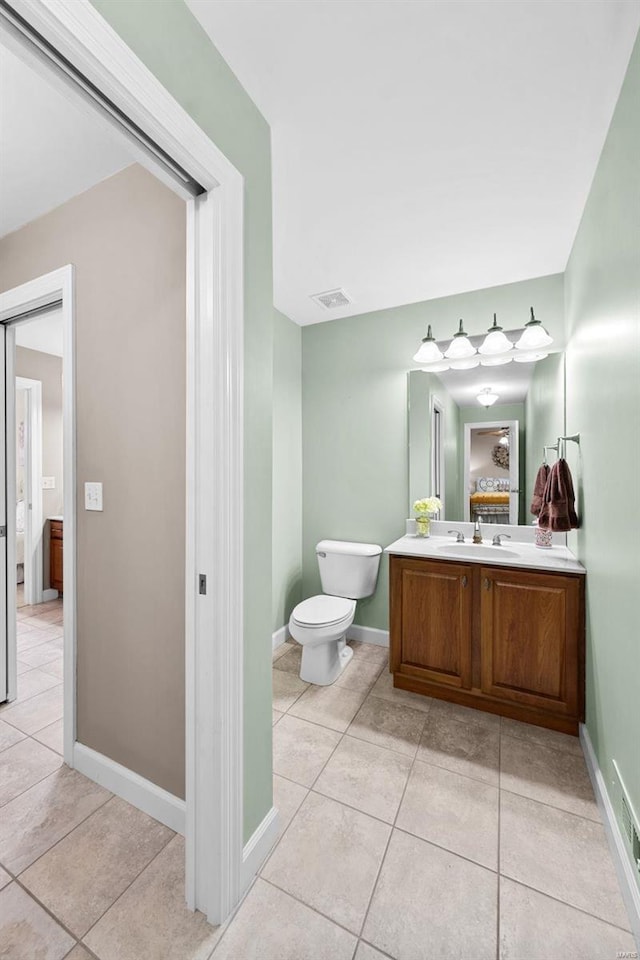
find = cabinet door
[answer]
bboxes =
[480,566,581,716]
[390,557,472,689]
[51,538,63,593]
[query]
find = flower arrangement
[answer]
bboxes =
[413,496,443,537]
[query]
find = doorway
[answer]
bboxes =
[463,419,520,525]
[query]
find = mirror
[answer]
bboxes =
[408,351,566,525]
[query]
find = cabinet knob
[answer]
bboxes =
[461,576,468,588]
[484,578,491,590]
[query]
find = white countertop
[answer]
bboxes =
[385,534,585,575]
[48,516,63,522]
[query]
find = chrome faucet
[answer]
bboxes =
[448,530,465,543]
[473,518,483,544]
[492,533,512,546]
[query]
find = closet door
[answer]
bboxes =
[0,325,7,702]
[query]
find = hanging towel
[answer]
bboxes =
[530,463,549,517]
[538,458,579,532]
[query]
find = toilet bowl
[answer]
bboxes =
[288,540,382,685]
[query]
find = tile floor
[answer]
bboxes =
[1,629,636,959]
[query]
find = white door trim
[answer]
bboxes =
[14,376,44,607]
[463,419,519,524]
[4,0,245,924]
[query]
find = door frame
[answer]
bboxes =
[3,0,246,924]
[14,375,44,607]
[463,419,519,524]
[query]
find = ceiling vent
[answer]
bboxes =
[310,288,351,310]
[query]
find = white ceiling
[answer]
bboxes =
[188,0,640,326]
[15,307,64,358]
[0,45,134,238]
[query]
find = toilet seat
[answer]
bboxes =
[291,594,355,628]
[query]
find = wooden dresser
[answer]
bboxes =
[50,519,63,593]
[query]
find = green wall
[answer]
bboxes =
[90,0,274,841]
[457,403,526,522]
[273,311,303,631]
[524,353,566,511]
[564,34,640,884]
[302,274,564,630]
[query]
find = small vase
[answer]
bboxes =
[416,515,431,538]
[535,524,552,549]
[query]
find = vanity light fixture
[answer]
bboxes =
[515,307,553,351]
[478,314,513,357]
[477,387,499,407]
[419,360,451,372]
[450,356,480,370]
[444,319,477,360]
[413,325,444,364]
[480,354,512,367]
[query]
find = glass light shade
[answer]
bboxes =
[515,307,553,350]
[412,324,444,364]
[420,360,451,372]
[478,314,513,356]
[477,388,499,407]
[513,351,549,364]
[450,356,480,370]
[444,319,477,360]
[499,435,510,446]
[480,354,512,367]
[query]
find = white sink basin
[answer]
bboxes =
[437,544,520,560]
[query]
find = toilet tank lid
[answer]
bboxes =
[316,539,382,557]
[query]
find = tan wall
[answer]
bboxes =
[16,346,64,589]
[0,164,187,798]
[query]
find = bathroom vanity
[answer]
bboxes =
[386,533,585,735]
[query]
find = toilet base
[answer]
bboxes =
[300,635,353,685]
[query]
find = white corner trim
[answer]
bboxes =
[347,623,389,647]
[240,806,279,893]
[74,742,186,835]
[580,724,640,943]
[272,625,289,651]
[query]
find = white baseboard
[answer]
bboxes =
[240,805,279,892]
[42,588,59,602]
[580,724,640,944]
[347,623,389,647]
[272,625,289,651]
[73,742,186,835]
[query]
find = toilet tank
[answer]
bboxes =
[316,540,382,599]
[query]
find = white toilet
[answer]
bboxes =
[289,539,382,685]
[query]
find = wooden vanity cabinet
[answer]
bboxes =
[50,519,63,593]
[389,554,584,734]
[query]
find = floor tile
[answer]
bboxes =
[33,719,64,755]
[0,684,63,734]
[273,775,308,840]
[367,670,433,713]
[272,640,295,663]
[40,658,64,681]
[363,829,497,960]
[16,629,58,652]
[334,658,385,693]
[0,737,62,806]
[348,696,427,758]
[214,878,357,960]
[273,644,303,675]
[397,759,498,869]
[315,735,412,823]
[16,659,32,676]
[288,684,367,733]
[84,835,219,960]
[428,696,500,729]
[262,791,390,934]
[354,943,389,960]
[500,791,630,930]
[348,641,390,664]
[21,796,174,937]
[0,882,75,960]
[272,709,284,725]
[273,714,341,787]
[17,668,60,702]
[500,717,583,756]
[64,946,93,960]
[0,719,26,753]
[500,735,599,821]
[417,711,500,785]
[0,866,10,890]
[15,642,62,669]
[499,876,637,960]
[273,670,309,712]
[0,766,111,874]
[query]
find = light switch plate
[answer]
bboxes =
[42,477,56,489]
[85,481,103,512]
